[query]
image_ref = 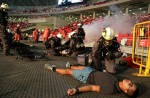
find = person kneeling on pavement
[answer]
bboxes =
[89,27,123,74]
[44,62,138,97]
[44,33,62,56]
[60,32,85,58]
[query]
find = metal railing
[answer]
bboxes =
[132,21,150,77]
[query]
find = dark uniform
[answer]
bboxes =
[0,4,10,55]
[76,23,85,42]
[90,36,122,73]
[59,33,85,58]
[44,36,62,56]
[76,27,85,41]
[68,33,85,58]
[7,29,13,49]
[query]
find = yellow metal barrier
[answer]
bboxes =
[132,21,150,77]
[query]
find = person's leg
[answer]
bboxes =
[66,61,86,70]
[1,28,10,55]
[70,51,78,58]
[44,64,94,83]
[44,63,74,75]
[105,59,116,74]
[70,65,85,70]
[91,56,102,71]
[55,68,73,75]
[56,67,93,83]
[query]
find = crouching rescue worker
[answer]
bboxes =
[89,27,123,73]
[0,3,11,55]
[61,31,85,58]
[44,33,62,56]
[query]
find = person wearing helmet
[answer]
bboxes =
[55,26,85,58]
[0,3,9,27]
[44,33,62,56]
[60,31,85,58]
[89,27,122,73]
[0,3,11,55]
[58,29,77,54]
[76,23,85,42]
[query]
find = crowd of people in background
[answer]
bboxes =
[9,1,107,14]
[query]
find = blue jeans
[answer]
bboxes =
[72,67,95,83]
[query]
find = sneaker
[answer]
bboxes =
[66,61,71,68]
[44,64,56,71]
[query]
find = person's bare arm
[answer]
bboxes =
[67,85,100,96]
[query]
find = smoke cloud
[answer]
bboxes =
[83,5,136,46]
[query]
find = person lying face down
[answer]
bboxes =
[44,63,138,97]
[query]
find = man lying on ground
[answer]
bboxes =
[44,62,138,97]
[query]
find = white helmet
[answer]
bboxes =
[57,33,62,39]
[1,3,9,10]
[77,23,82,27]
[102,27,114,40]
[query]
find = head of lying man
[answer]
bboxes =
[119,79,138,97]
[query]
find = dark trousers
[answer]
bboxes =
[91,56,102,71]
[91,56,116,73]
[0,26,10,54]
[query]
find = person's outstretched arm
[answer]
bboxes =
[67,85,100,96]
